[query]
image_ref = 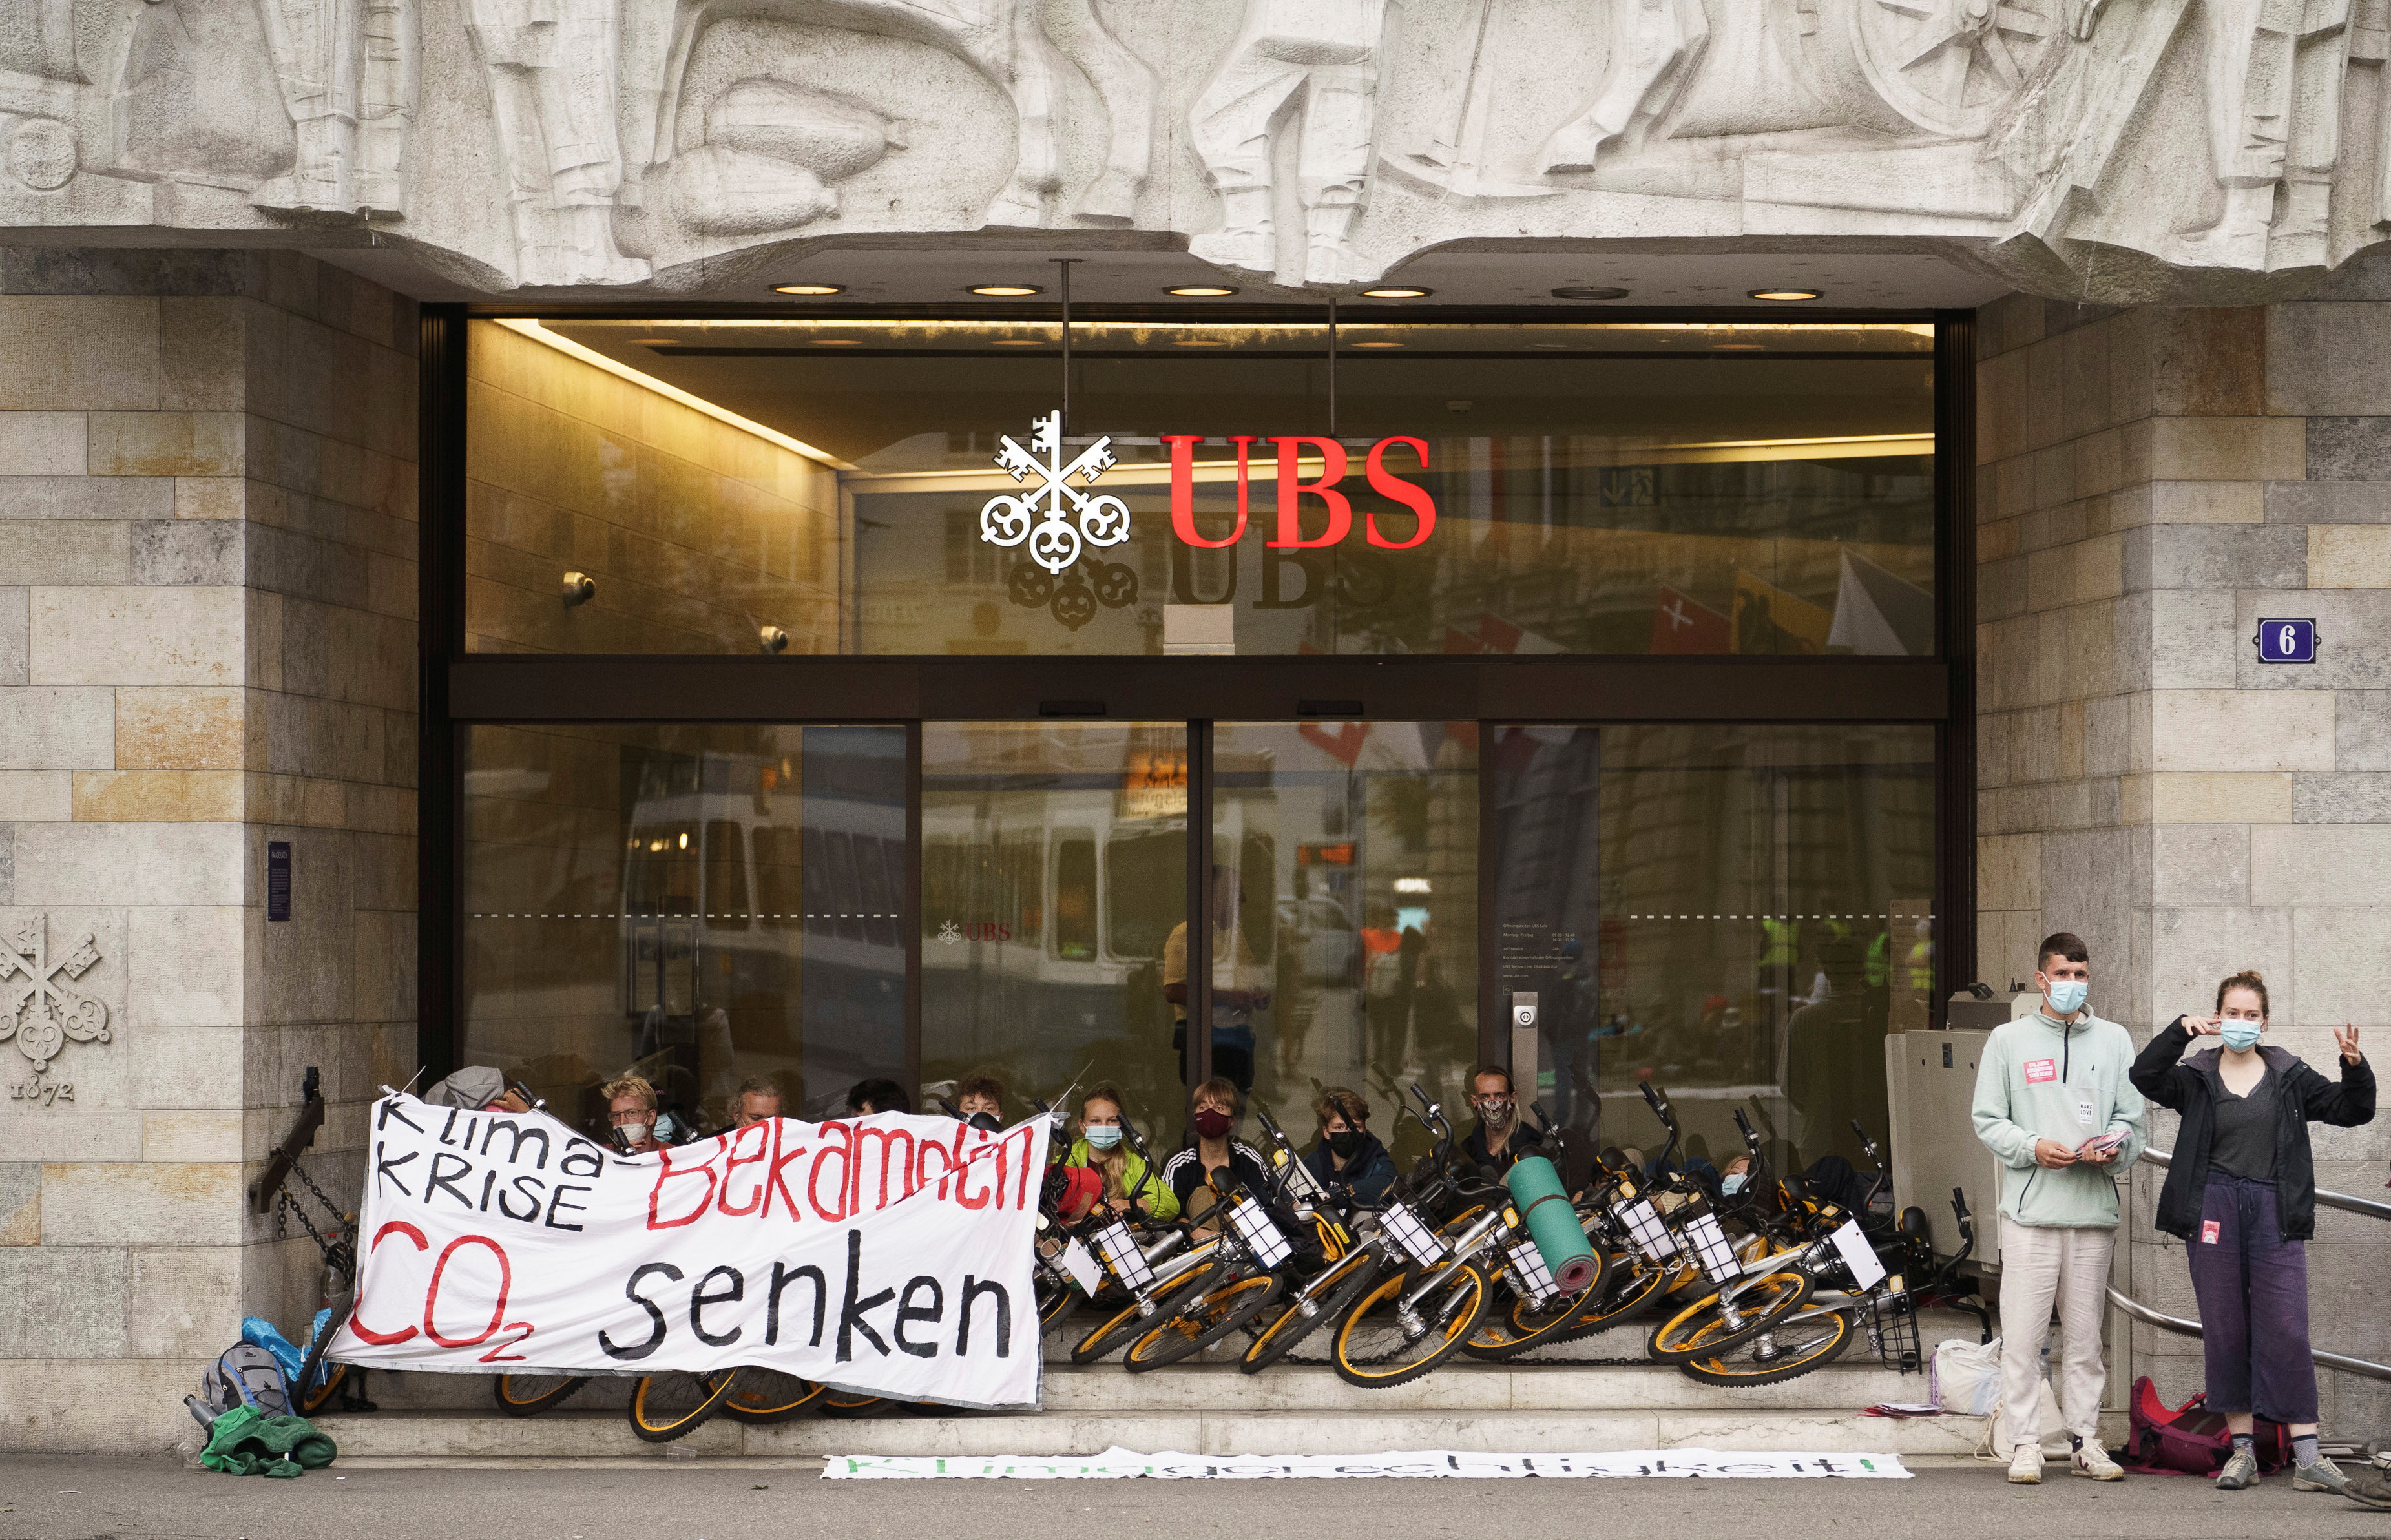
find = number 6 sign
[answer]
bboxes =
[2253,618,2319,664]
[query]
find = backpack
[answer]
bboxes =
[2123,1375,2292,1475]
[185,1343,293,1429]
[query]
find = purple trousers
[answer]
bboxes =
[2186,1174,2319,1424]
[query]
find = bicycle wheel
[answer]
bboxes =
[627,1369,740,1442]
[1463,1248,1613,1360]
[1647,1269,1813,1363]
[296,1364,348,1416]
[819,1390,884,1417]
[491,1371,590,1417]
[1678,1305,1854,1386]
[720,1369,825,1424]
[1123,1273,1283,1373]
[1330,1260,1490,1388]
[1069,1258,1227,1364]
[1036,1275,1082,1331]
[1552,1253,1667,1342]
[1240,1249,1383,1374]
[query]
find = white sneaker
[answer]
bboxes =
[2071,1444,2124,1481]
[2009,1444,2045,1484]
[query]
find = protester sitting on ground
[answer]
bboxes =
[2132,968,2373,1499]
[1059,1085,1179,1222]
[731,1076,781,1127]
[1164,1077,1272,1226]
[603,1075,666,1154]
[1461,1065,1543,1173]
[846,1077,912,1116]
[1302,1085,1396,1209]
[954,1073,1005,1130]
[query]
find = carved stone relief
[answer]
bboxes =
[11,0,2391,301]
[1,913,110,1103]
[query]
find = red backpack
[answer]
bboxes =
[2124,1375,2291,1475]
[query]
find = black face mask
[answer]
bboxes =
[967,1111,1001,1132]
[1327,1130,1364,1159]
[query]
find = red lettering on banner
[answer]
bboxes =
[764,1130,809,1221]
[811,1122,853,1222]
[350,1220,429,1345]
[647,1143,719,1229]
[424,1234,512,1348]
[1364,437,1436,549]
[955,1138,995,1210]
[718,1121,771,1217]
[1268,437,1351,548]
[1007,1125,1039,1209]
[851,1123,919,1212]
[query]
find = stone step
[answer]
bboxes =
[318,1360,1996,1462]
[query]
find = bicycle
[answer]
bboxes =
[1065,1118,1226,1363]
[1237,1106,1401,1373]
[627,1368,744,1441]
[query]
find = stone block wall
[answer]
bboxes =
[1976,284,2391,1433]
[0,250,416,1452]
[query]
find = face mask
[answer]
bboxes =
[2045,979,2088,1015]
[1193,1108,1234,1139]
[1721,1172,1747,1196]
[1477,1098,1513,1125]
[2220,1021,2264,1053]
[967,1111,1001,1132]
[1327,1129,1364,1159]
[1083,1123,1123,1150]
[613,1121,653,1150]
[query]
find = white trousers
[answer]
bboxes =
[1998,1218,2115,1447]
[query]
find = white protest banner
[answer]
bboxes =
[822,1447,1914,1479]
[327,1095,1049,1408]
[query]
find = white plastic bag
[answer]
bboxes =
[1934,1335,2003,1416]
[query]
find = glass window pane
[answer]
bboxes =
[468,318,1932,657]
[920,723,1187,1132]
[1489,725,1935,1183]
[461,724,907,1139]
[1213,722,1478,1171]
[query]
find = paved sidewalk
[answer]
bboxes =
[4,1455,2389,1539]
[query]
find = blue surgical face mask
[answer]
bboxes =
[2045,979,2088,1015]
[1083,1123,1123,1150]
[2220,1021,2264,1053]
[1721,1173,1748,1196]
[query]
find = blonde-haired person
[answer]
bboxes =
[1058,1085,1180,1223]
[601,1074,665,1154]
[2131,969,2373,1496]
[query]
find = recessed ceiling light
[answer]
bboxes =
[1550,286,1629,300]
[1172,338,1227,348]
[1361,286,1432,299]
[1712,343,1767,351]
[810,338,862,346]
[1165,285,1238,297]
[968,284,1043,297]
[989,338,1045,347]
[1348,340,1404,349]
[627,338,681,348]
[771,283,845,296]
[1749,288,1822,301]
[1528,342,1576,350]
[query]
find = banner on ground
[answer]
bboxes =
[328,1095,1049,1409]
[822,1447,1913,1479]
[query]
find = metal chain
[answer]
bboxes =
[272,1157,358,1280]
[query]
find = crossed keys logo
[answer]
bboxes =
[980,410,1131,574]
[0,915,109,1079]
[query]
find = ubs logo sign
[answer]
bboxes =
[977,410,1437,572]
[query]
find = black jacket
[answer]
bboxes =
[1302,1132,1396,1209]
[2129,1017,2374,1241]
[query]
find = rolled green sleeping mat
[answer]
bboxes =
[1504,1155,1598,1291]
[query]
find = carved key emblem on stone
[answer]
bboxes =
[980,410,1131,576]
[0,916,110,1080]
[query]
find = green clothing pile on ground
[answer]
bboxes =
[199,1405,338,1477]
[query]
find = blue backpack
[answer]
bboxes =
[185,1343,292,1429]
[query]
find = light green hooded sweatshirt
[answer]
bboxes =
[1970,1006,2149,1229]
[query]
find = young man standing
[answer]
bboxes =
[1971,931,2147,1484]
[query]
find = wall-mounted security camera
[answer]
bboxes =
[561,571,596,607]
[758,624,789,655]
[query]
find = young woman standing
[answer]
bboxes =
[2130,970,2372,1494]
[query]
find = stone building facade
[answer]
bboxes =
[0,0,2389,1454]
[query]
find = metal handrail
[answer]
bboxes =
[2142,1147,2391,1223]
[2106,1287,2391,1382]
[2109,1149,2391,1380]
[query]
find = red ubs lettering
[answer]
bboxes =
[1165,435,1434,551]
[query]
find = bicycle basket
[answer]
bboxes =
[1611,1197,1678,1263]
[1682,1211,1741,1285]
[1091,1217,1156,1292]
[1503,1236,1560,1308]
[1380,1201,1448,1267]
[1227,1194,1295,1269]
[1866,1286,1923,1373]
